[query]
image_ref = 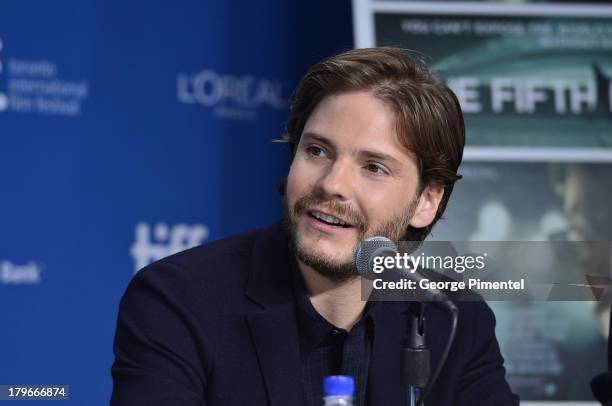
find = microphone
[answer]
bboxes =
[356,236,459,406]
[354,236,455,309]
[591,372,612,405]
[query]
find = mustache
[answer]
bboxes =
[293,194,368,235]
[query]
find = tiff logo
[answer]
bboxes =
[130,222,209,273]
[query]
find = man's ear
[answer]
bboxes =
[409,183,445,229]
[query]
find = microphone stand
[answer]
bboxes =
[353,237,459,406]
[402,303,430,406]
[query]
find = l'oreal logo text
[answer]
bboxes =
[177,69,289,120]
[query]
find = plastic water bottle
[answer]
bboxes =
[323,375,354,406]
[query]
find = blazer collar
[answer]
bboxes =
[245,221,294,309]
[244,221,304,406]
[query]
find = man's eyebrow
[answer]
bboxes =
[301,132,336,150]
[359,150,403,168]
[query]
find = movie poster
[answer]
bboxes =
[433,161,611,401]
[354,1,612,402]
[374,9,612,149]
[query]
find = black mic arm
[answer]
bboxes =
[403,304,430,406]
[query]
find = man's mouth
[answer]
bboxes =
[307,210,353,228]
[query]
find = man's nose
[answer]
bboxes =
[315,158,354,201]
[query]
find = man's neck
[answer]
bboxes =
[297,259,369,331]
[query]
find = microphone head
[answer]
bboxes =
[355,236,398,279]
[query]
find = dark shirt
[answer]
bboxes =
[291,258,376,406]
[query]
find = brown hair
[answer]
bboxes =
[281,47,465,241]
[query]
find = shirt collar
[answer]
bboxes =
[289,250,379,350]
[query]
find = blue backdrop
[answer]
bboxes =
[0,1,353,403]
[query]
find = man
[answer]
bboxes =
[111,47,519,405]
[553,163,611,336]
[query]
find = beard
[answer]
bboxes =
[284,190,420,283]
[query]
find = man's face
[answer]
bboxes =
[285,90,441,282]
[563,166,611,276]
[563,167,609,242]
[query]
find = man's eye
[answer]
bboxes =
[365,163,387,175]
[306,145,326,158]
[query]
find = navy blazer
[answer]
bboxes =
[111,222,519,405]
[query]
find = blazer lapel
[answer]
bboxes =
[247,305,303,406]
[367,302,410,405]
[244,222,304,406]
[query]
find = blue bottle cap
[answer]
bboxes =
[323,375,355,396]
